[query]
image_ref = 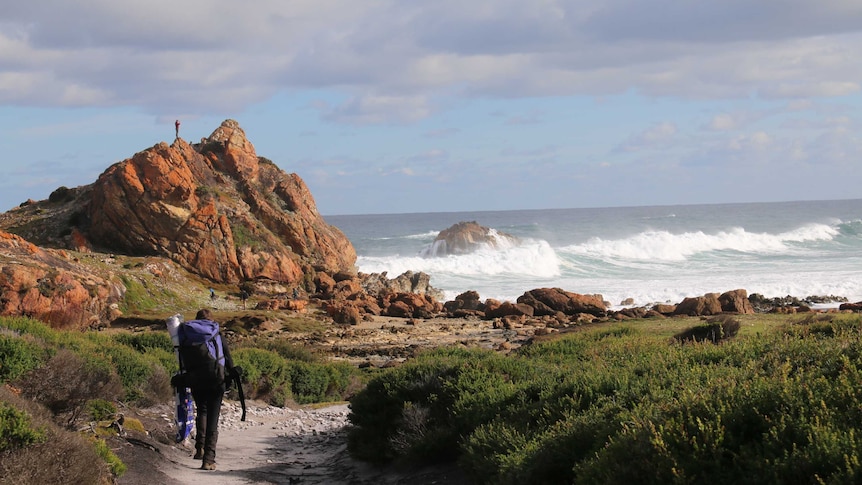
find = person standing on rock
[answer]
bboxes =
[175,119,181,139]
[172,309,240,471]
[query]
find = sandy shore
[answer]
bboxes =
[117,399,467,485]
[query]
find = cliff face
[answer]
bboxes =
[82,119,355,285]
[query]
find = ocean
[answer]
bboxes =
[324,199,862,309]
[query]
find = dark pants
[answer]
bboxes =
[192,386,224,463]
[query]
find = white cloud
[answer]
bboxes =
[618,122,677,152]
[707,114,738,131]
[322,94,432,125]
[1,1,862,122]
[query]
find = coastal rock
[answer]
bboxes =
[443,290,484,314]
[516,288,607,317]
[380,292,442,319]
[326,301,362,325]
[0,231,123,328]
[77,119,355,285]
[360,271,444,302]
[484,300,535,319]
[420,221,519,257]
[719,289,754,314]
[673,293,722,316]
[652,304,677,315]
[839,302,862,312]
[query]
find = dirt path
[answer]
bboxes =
[117,400,467,485]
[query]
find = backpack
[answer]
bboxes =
[177,319,226,389]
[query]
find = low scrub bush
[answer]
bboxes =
[0,401,46,451]
[0,334,49,383]
[112,331,173,354]
[86,399,117,422]
[233,348,293,405]
[349,317,862,484]
[0,317,61,345]
[233,348,362,406]
[673,315,741,343]
[91,436,126,477]
[0,386,120,484]
[18,349,123,425]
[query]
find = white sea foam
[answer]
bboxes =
[405,230,440,240]
[337,202,862,307]
[560,224,838,262]
[358,239,560,278]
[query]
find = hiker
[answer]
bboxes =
[240,289,249,309]
[172,309,240,471]
[175,119,181,139]
[209,288,216,301]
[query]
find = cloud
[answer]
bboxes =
[1,1,862,122]
[707,114,739,131]
[321,94,432,125]
[617,122,677,152]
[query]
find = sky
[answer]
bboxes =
[1,1,861,216]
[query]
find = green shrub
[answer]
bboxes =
[289,362,331,404]
[96,341,158,402]
[0,317,60,345]
[92,437,126,477]
[0,334,48,383]
[349,318,862,484]
[259,339,321,363]
[232,348,292,405]
[86,399,117,422]
[673,315,741,343]
[0,402,46,452]
[112,331,173,354]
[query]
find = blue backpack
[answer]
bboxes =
[177,319,226,388]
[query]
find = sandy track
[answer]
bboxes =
[118,400,466,485]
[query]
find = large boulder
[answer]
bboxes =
[82,119,356,285]
[484,300,535,319]
[719,289,754,314]
[443,290,484,314]
[381,292,443,319]
[673,293,723,316]
[420,221,519,257]
[517,288,607,317]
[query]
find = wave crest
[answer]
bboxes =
[561,224,839,261]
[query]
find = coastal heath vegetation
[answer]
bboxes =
[348,313,862,485]
[0,315,365,484]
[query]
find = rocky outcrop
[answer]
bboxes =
[517,288,607,317]
[484,300,535,319]
[719,289,754,314]
[671,290,753,316]
[443,291,484,314]
[80,119,355,285]
[420,221,519,257]
[840,302,862,312]
[0,231,123,329]
[673,293,723,316]
[359,271,444,302]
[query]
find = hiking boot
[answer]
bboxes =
[201,461,216,470]
[193,448,204,460]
